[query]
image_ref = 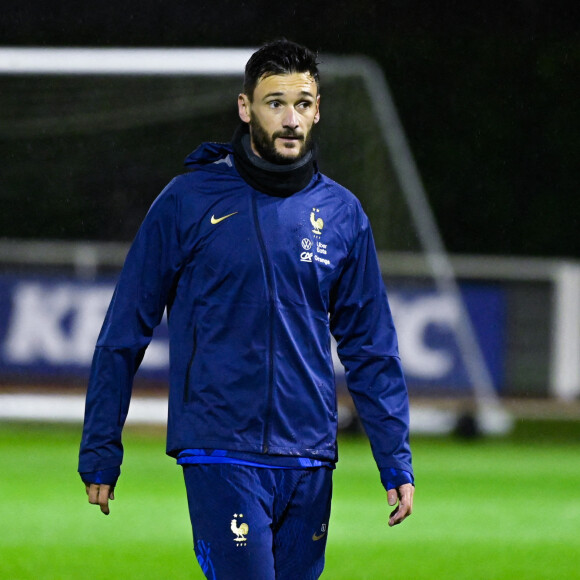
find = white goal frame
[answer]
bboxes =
[0,47,512,433]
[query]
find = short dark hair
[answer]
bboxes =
[243,39,320,100]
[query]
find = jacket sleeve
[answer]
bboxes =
[78,183,183,474]
[329,212,413,476]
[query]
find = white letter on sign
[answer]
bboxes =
[4,283,112,365]
[390,294,461,379]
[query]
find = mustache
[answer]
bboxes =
[274,130,304,140]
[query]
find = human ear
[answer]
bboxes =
[313,94,321,124]
[238,93,251,123]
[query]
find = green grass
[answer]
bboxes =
[1,421,579,579]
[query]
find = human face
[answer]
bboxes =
[238,72,320,164]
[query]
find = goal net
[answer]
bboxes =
[0,48,511,434]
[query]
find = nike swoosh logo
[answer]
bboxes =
[312,531,326,541]
[210,212,238,225]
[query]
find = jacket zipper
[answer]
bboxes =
[183,324,198,403]
[251,194,275,454]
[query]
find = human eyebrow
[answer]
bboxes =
[263,92,285,100]
[262,90,316,101]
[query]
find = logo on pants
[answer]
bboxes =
[231,514,249,546]
[312,523,327,541]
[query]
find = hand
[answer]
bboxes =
[387,483,414,527]
[86,483,115,515]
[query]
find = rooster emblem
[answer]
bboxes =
[231,514,249,544]
[310,208,324,235]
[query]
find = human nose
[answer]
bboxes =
[282,106,299,129]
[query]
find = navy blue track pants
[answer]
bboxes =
[182,463,333,579]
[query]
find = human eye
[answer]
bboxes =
[267,100,281,109]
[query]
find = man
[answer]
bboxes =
[79,39,414,579]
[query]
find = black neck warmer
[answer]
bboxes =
[231,124,316,197]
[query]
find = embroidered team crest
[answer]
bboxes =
[310,208,324,235]
[231,514,249,546]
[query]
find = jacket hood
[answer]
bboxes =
[184,141,233,170]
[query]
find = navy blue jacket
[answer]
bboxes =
[79,141,413,477]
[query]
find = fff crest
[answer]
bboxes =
[310,208,324,236]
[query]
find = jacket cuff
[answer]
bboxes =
[79,466,121,487]
[380,467,414,491]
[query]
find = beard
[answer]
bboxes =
[249,114,314,165]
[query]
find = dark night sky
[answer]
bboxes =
[1,0,579,258]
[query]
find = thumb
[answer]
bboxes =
[387,488,398,506]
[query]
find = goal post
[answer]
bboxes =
[0,47,512,434]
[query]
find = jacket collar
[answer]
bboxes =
[231,124,317,197]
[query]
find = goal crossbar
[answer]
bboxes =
[0,47,511,433]
[0,47,255,76]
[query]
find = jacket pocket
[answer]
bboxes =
[183,325,198,403]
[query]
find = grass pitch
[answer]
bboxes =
[1,420,579,579]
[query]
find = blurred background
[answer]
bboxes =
[1,0,578,425]
[1,3,579,579]
[0,0,578,255]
